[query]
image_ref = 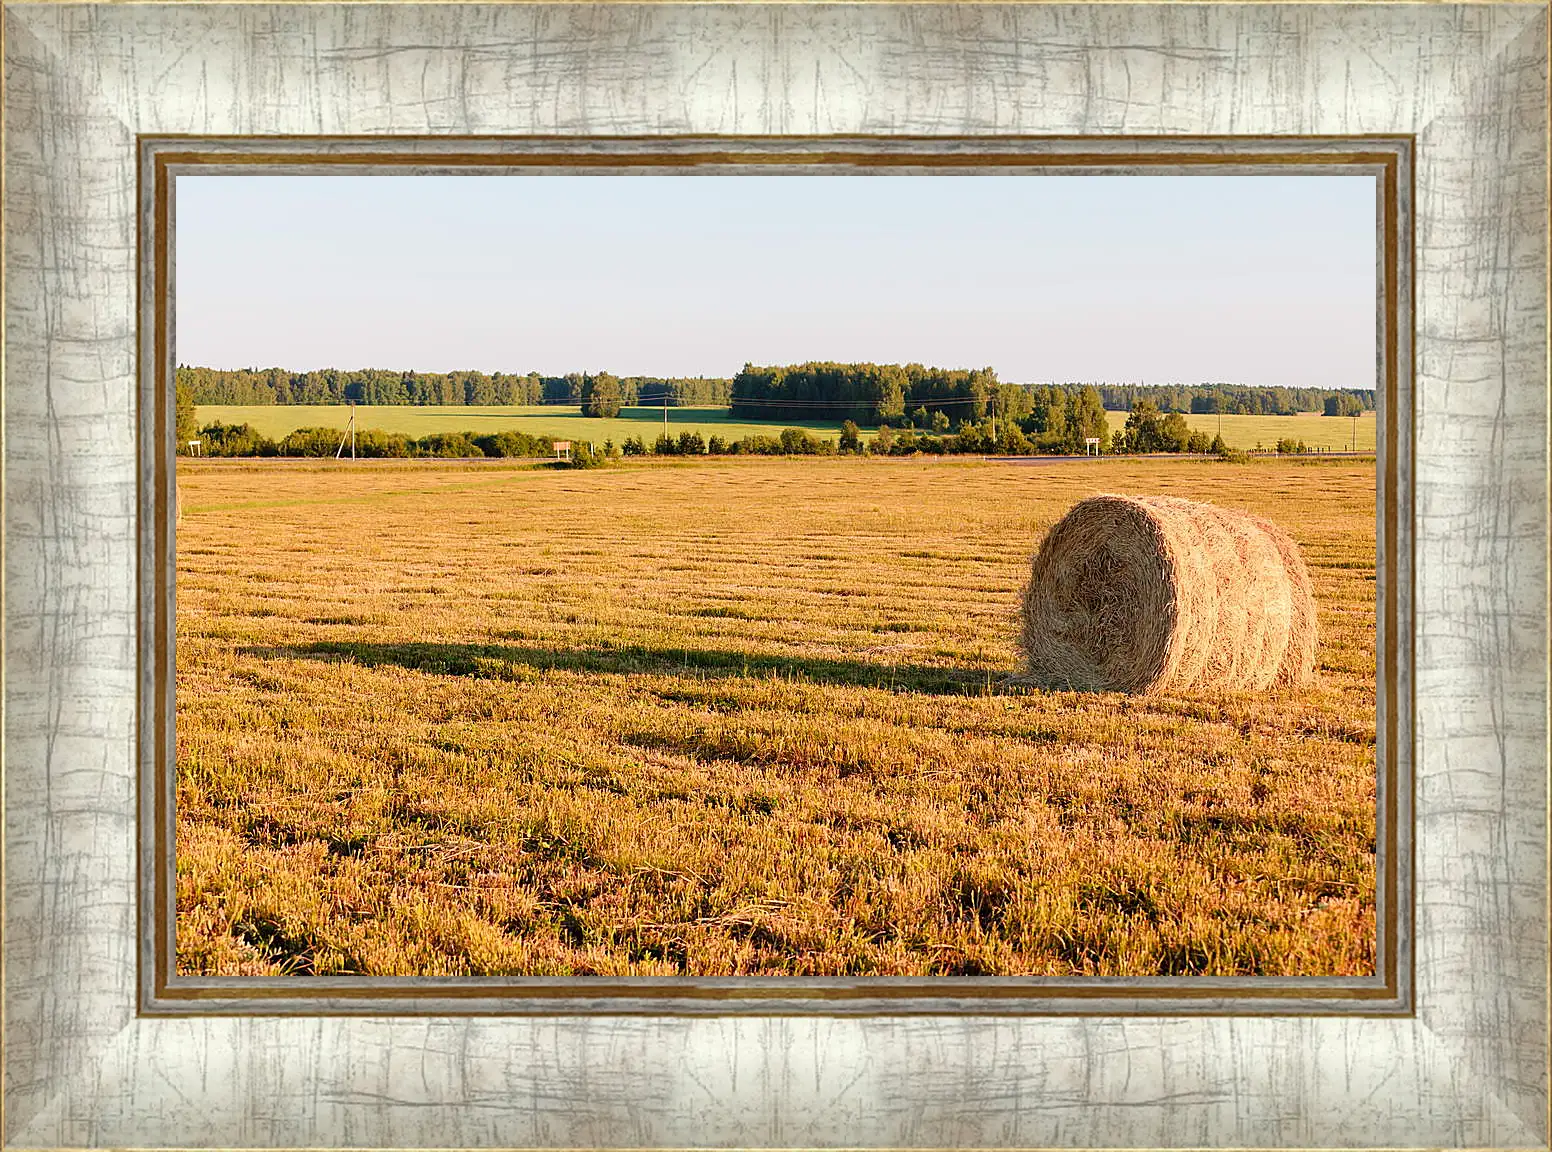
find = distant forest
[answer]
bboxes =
[731,362,1008,423]
[1093,383,1375,416]
[730,364,1373,423]
[178,364,1373,419]
[176,366,733,408]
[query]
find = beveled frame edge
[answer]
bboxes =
[137,133,1413,1018]
[0,11,9,1152]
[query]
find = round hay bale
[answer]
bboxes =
[1017,494,1317,694]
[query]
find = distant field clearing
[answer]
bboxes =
[195,404,1378,453]
[1102,410,1376,453]
[193,405,849,447]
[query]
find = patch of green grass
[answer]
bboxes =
[1103,410,1377,452]
[195,404,858,445]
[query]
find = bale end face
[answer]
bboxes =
[1017,496,1178,693]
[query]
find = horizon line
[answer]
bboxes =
[176,364,1374,393]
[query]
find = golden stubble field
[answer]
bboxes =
[175,455,1377,977]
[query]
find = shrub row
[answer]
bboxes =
[194,423,556,460]
[190,419,1282,463]
[622,421,1085,458]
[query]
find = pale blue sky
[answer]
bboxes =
[176,174,1376,390]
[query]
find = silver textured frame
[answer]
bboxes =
[4,3,1547,1148]
[139,135,1411,1019]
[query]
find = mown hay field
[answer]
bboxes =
[176,455,1377,977]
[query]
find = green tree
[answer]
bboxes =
[966,367,997,420]
[559,442,604,469]
[175,380,198,452]
[354,429,415,458]
[780,427,820,455]
[473,430,550,458]
[993,383,1034,426]
[872,424,895,455]
[997,424,1033,455]
[415,432,482,458]
[198,421,275,457]
[956,421,993,454]
[580,372,624,418]
[1158,412,1193,452]
[876,378,907,424]
[1042,396,1070,450]
[278,427,344,457]
[1120,400,1165,453]
[1064,387,1111,454]
[839,420,862,453]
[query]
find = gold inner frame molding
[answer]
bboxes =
[139,135,1414,1017]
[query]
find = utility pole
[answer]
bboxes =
[334,402,357,460]
[1351,411,1357,453]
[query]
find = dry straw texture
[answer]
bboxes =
[1019,494,1318,694]
[177,459,1372,976]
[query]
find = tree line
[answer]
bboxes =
[176,365,733,408]
[179,363,1373,422]
[1093,382,1375,416]
[728,362,1005,423]
[727,363,1372,423]
[174,407,1335,466]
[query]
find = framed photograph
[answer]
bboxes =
[148,135,1407,1017]
[3,2,1546,1148]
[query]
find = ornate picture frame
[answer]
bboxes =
[4,2,1546,1146]
[144,133,1409,1017]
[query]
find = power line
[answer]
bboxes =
[725,396,996,408]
